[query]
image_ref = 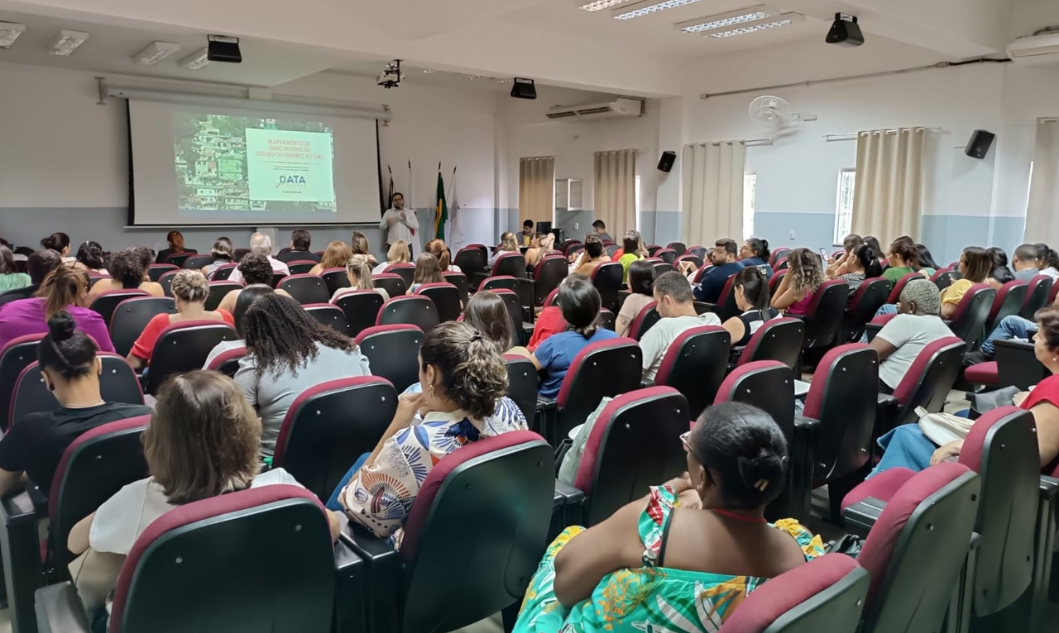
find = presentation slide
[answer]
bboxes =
[128,100,380,226]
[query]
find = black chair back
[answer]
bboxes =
[205,282,242,311]
[287,260,318,275]
[843,278,892,342]
[1020,275,1053,320]
[799,280,848,349]
[652,262,674,276]
[504,355,538,433]
[377,296,440,333]
[492,290,525,345]
[355,325,424,393]
[453,247,487,280]
[109,297,177,357]
[0,335,43,430]
[384,263,417,288]
[208,264,238,281]
[656,249,678,264]
[303,304,349,335]
[591,263,624,312]
[165,253,193,267]
[932,269,960,291]
[480,276,519,294]
[715,361,795,443]
[334,291,386,338]
[737,317,805,370]
[12,354,144,424]
[89,290,148,326]
[321,268,351,295]
[147,264,177,282]
[0,286,34,310]
[373,273,407,299]
[986,281,1028,332]
[948,284,995,345]
[416,283,461,323]
[443,272,470,306]
[891,337,966,427]
[533,257,567,308]
[627,303,661,341]
[654,326,730,420]
[146,322,238,395]
[555,338,642,440]
[278,274,330,305]
[666,242,687,256]
[182,254,214,270]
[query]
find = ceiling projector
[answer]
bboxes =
[378,60,404,89]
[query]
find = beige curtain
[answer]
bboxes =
[519,157,555,225]
[1025,118,1059,245]
[681,142,746,246]
[594,150,637,237]
[851,128,926,241]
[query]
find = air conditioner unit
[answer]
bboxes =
[1007,32,1059,65]
[546,97,644,120]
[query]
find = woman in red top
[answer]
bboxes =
[128,270,233,370]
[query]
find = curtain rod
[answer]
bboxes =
[687,138,772,147]
[824,127,943,142]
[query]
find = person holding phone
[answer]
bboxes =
[380,192,418,257]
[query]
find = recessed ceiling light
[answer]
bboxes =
[578,0,630,12]
[134,41,181,65]
[0,22,26,49]
[613,0,707,20]
[421,69,436,74]
[706,12,804,37]
[675,5,774,33]
[49,29,89,56]
[180,48,211,70]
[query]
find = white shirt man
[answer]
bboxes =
[379,193,419,253]
[640,271,722,381]
[229,233,290,284]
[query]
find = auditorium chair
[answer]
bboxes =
[333,290,385,339]
[700,273,742,322]
[646,244,662,257]
[493,252,528,282]
[769,269,786,293]
[10,354,144,424]
[88,289,148,326]
[605,244,620,258]
[0,334,44,430]
[965,338,1048,390]
[652,262,674,277]
[842,277,891,342]
[181,254,213,270]
[273,377,397,502]
[626,302,660,341]
[278,274,331,305]
[453,246,487,285]
[693,263,712,284]
[654,326,730,420]
[109,296,176,357]
[986,280,1028,334]
[377,296,439,333]
[666,241,687,256]
[383,263,416,288]
[206,345,246,378]
[504,354,538,432]
[415,283,460,323]
[355,325,423,393]
[1021,274,1053,320]
[720,554,869,633]
[372,272,407,299]
[591,263,624,313]
[1049,278,1059,305]
[532,256,566,308]
[164,252,193,267]
[774,258,789,271]
[286,260,318,275]
[321,267,350,295]
[234,248,250,260]
[675,253,703,270]
[688,245,708,261]
[543,287,560,308]
[790,279,847,352]
[878,336,965,431]
[442,271,469,306]
[931,268,960,291]
[303,303,349,335]
[87,273,110,289]
[563,241,583,257]
[656,248,678,265]
[770,248,791,268]
[343,431,553,633]
[144,321,238,395]
[146,263,177,282]
[886,271,921,304]
[0,286,36,310]
[734,317,805,370]
[35,486,341,633]
[479,275,519,294]
[207,263,238,281]
[572,387,689,526]
[205,281,242,311]
[841,463,980,633]
[598,308,616,331]
[946,283,995,346]
[490,289,529,345]
[270,272,287,288]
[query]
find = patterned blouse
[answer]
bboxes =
[342,397,527,547]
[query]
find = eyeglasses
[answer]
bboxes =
[680,430,692,452]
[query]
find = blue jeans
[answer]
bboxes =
[868,425,935,479]
[859,304,899,343]
[981,315,1036,357]
[325,452,370,511]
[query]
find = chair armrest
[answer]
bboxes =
[640,378,655,388]
[2,490,44,631]
[843,496,887,539]
[536,397,558,445]
[27,484,48,516]
[864,323,882,342]
[34,582,90,633]
[1040,475,1059,500]
[341,522,400,633]
[552,480,585,538]
[333,530,368,633]
[876,394,900,435]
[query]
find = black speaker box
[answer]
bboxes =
[657,151,676,172]
[207,36,242,63]
[511,78,537,100]
[965,129,995,159]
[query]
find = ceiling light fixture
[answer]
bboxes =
[49,29,89,56]
[675,5,773,33]
[466,74,481,80]
[0,22,26,49]
[579,0,629,12]
[134,41,181,65]
[180,48,211,70]
[613,0,708,20]
[707,12,804,38]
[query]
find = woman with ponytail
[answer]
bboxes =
[738,237,774,280]
[331,254,389,302]
[1036,243,1059,280]
[834,243,883,298]
[0,265,114,351]
[0,312,150,496]
[723,266,780,347]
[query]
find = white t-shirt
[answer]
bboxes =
[89,469,302,556]
[379,208,419,246]
[1041,267,1059,280]
[331,287,390,303]
[877,314,955,389]
[202,339,246,369]
[228,256,290,284]
[640,312,722,381]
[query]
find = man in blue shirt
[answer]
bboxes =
[694,238,745,303]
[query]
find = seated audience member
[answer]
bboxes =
[42,232,73,263]
[527,274,574,353]
[331,254,390,303]
[87,247,164,300]
[617,233,645,284]
[204,284,274,368]
[830,243,883,297]
[408,252,444,294]
[863,236,886,268]
[525,233,554,268]
[870,305,1059,478]
[723,267,779,348]
[350,231,379,268]
[939,246,992,319]
[464,291,530,357]
[155,230,195,264]
[68,371,340,583]
[520,219,536,246]
[738,238,773,280]
[128,271,234,371]
[882,237,922,283]
[202,237,235,276]
[1013,243,1043,282]
[694,239,745,304]
[572,234,610,277]
[771,248,823,317]
[27,249,63,290]
[230,233,289,282]
[234,294,371,457]
[987,246,1015,288]
[327,321,527,543]
[217,254,292,313]
[0,312,151,497]
[592,220,613,244]
[969,313,1038,365]
[641,272,722,381]
[0,246,32,292]
[870,279,954,395]
[308,241,354,276]
[916,244,941,272]
[0,266,114,352]
[515,402,823,631]
[615,260,656,338]
[72,241,107,276]
[530,276,618,399]
[489,232,520,270]
[277,229,320,263]
[426,238,460,273]
[372,240,411,275]
[827,234,864,278]
[611,229,649,262]
[1036,243,1059,280]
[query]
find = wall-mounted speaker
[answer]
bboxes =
[657,150,676,172]
[965,129,995,159]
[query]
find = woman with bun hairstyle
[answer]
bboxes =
[41,232,72,262]
[0,265,114,352]
[738,237,774,280]
[0,312,151,497]
[515,402,823,633]
[829,243,883,298]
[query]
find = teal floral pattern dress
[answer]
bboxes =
[515,486,825,633]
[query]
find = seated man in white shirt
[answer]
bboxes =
[870,278,955,394]
[641,271,722,381]
[229,232,290,283]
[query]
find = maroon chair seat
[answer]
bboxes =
[656,248,678,265]
[736,317,805,370]
[774,258,789,271]
[574,387,690,526]
[693,264,712,284]
[887,336,965,428]
[205,281,242,311]
[376,295,440,333]
[355,325,424,393]
[654,326,730,420]
[0,334,45,431]
[887,272,922,304]
[278,274,331,305]
[207,263,238,281]
[333,290,386,338]
[554,338,643,442]
[286,260,318,275]
[442,272,470,306]
[479,275,519,294]
[11,354,144,425]
[383,263,417,288]
[273,377,398,502]
[89,290,149,326]
[109,297,176,358]
[205,345,246,378]
[842,277,892,342]
[372,272,407,299]
[321,267,351,295]
[947,283,995,346]
[704,273,742,321]
[302,303,349,335]
[666,242,687,256]
[145,321,238,395]
[627,302,660,341]
[986,280,1028,333]
[146,264,178,282]
[492,252,527,280]
[591,263,624,313]
[415,283,461,323]
[1021,274,1053,320]
[532,257,567,308]
[795,279,848,350]
[964,361,998,386]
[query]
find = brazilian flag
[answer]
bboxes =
[434,170,447,240]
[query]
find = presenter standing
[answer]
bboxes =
[379,193,418,257]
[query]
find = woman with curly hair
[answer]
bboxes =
[771,248,823,317]
[216,253,292,313]
[87,247,164,300]
[234,294,370,456]
[327,321,527,547]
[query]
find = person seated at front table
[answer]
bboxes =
[530,276,618,399]
[308,241,353,276]
[87,247,164,300]
[693,238,745,304]
[229,233,289,283]
[276,228,321,264]
[127,270,234,371]
[869,279,953,395]
[869,305,1059,479]
[513,402,824,633]
[372,240,411,275]
[938,246,992,319]
[520,219,536,246]
[0,312,151,497]
[722,267,780,348]
[771,248,823,317]
[641,272,721,381]
[327,322,527,545]
[0,265,115,352]
[738,237,774,280]
[216,254,292,313]
[615,260,656,338]
[330,254,390,303]
[407,252,444,294]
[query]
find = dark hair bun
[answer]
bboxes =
[736,449,785,491]
[47,311,78,341]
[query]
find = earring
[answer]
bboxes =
[429,384,435,399]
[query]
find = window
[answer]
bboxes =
[742,174,756,240]
[833,169,856,245]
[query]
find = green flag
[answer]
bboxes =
[434,169,447,240]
